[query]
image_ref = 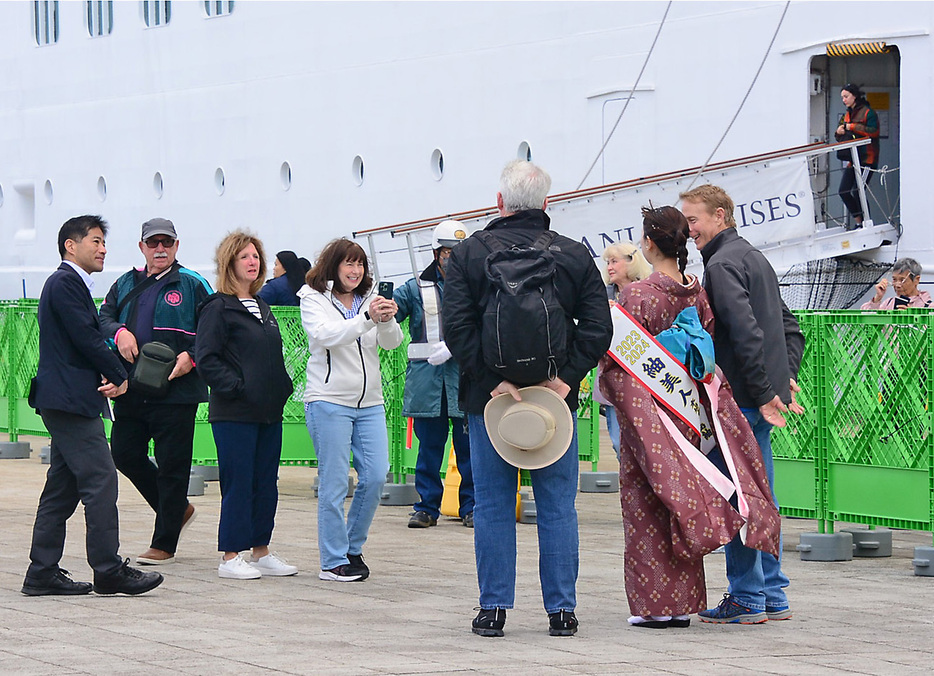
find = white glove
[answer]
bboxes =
[427,341,452,366]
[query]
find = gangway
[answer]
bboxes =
[355,141,897,285]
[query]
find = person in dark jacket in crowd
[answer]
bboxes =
[99,218,212,566]
[443,160,612,638]
[196,230,297,580]
[258,250,310,306]
[834,83,879,229]
[23,215,163,597]
[681,184,805,625]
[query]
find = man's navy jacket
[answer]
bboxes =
[33,263,127,418]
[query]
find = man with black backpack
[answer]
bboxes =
[443,160,612,638]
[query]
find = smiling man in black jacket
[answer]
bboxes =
[443,160,612,638]
[681,184,805,626]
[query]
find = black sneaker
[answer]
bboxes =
[472,608,506,637]
[22,568,93,596]
[93,559,164,595]
[408,511,438,528]
[319,564,364,582]
[462,512,474,528]
[548,610,579,636]
[347,553,370,581]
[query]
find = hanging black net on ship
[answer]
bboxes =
[779,257,891,310]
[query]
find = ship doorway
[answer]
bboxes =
[809,46,900,229]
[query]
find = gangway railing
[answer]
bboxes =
[354,140,874,240]
[355,139,887,282]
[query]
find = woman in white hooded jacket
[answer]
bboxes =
[299,238,402,583]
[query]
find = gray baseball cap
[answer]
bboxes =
[141,218,177,240]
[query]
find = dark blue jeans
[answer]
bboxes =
[212,421,282,553]
[413,410,473,519]
[714,408,789,611]
[468,413,579,614]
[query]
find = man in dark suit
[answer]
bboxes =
[22,215,164,596]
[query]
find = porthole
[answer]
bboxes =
[44,179,54,205]
[153,171,164,198]
[214,167,226,196]
[517,141,532,162]
[97,176,107,202]
[0,183,4,207]
[280,161,292,191]
[430,148,444,180]
[352,155,365,186]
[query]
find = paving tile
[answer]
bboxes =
[0,436,933,675]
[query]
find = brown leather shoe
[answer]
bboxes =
[180,504,196,534]
[136,548,175,565]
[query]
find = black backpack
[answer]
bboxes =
[476,229,567,385]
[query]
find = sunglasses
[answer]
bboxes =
[144,237,176,249]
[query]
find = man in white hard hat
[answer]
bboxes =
[394,220,475,529]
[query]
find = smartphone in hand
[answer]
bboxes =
[378,281,394,300]
[894,295,910,309]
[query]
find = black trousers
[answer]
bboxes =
[838,163,876,222]
[111,400,198,554]
[27,409,123,579]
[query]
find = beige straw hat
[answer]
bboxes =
[483,386,574,469]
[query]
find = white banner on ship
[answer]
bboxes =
[366,156,815,283]
[544,156,815,260]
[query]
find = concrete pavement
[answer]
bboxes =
[1,435,933,675]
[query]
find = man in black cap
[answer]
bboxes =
[99,218,213,565]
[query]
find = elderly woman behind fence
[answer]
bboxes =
[861,258,932,310]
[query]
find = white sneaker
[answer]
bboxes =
[250,553,298,577]
[218,554,262,580]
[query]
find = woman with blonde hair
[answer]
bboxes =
[196,230,296,580]
[596,241,651,460]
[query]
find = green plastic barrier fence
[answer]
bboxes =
[5,299,932,543]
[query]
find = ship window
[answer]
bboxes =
[214,167,226,195]
[142,0,171,27]
[430,149,444,180]
[280,162,292,191]
[352,156,365,186]
[43,180,54,205]
[203,0,234,17]
[97,176,107,202]
[87,1,113,37]
[153,171,164,198]
[517,141,532,162]
[33,1,60,46]
[0,184,4,208]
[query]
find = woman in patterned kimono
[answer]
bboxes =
[599,206,781,629]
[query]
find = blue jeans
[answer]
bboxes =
[306,401,389,570]
[212,421,282,553]
[720,408,790,611]
[413,409,473,519]
[468,413,579,614]
[604,406,621,462]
